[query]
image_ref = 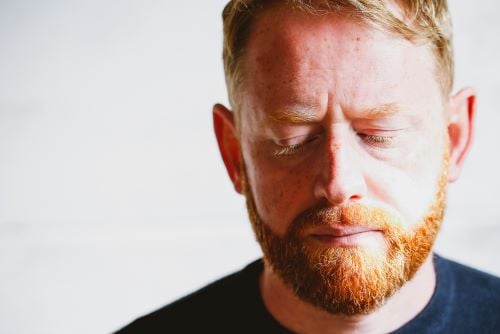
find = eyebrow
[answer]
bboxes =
[266,102,402,124]
[361,102,401,119]
[267,104,321,124]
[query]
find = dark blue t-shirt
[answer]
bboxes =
[116,255,500,333]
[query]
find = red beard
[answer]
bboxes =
[244,160,447,315]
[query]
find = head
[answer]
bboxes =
[213,0,476,315]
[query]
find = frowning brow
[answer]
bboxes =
[362,102,401,119]
[266,102,402,123]
[267,105,321,124]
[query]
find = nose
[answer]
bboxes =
[313,127,367,205]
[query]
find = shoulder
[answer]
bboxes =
[114,259,265,333]
[436,255,500,299]
[396,255,500,334]
[435,255,500,331]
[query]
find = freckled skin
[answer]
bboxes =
[239,8,446,237]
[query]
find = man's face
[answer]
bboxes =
[233,8,450,314]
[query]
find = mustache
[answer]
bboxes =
[290,203,400,234]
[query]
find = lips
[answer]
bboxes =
[310,225,381,238]
[306,225,384,247]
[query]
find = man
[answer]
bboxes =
[117,0,500,333]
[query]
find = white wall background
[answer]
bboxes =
[0,1,499,333]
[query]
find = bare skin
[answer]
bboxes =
[213,5,475,333]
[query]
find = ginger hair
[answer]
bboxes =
[221,0,453,109]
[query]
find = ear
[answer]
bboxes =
[213,103,243,194]
[447,87,476,182]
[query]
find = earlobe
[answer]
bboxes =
[213,103,244,194]
[447,87,476,182]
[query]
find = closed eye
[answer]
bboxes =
[273,135,321,157]
[358,133,395,147]
[274,143,303,156]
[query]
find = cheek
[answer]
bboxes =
[367,167,438,229]
[243,146,318,236]
[365,134,446,229]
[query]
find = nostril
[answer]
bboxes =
[349,194,363,201]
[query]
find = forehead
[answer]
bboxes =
[241,6,441,115]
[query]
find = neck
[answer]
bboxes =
[260,253,436,334]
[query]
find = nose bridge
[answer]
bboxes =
[314,125,366,204]
[327,126,352,182]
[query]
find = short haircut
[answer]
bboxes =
[222,0,453,109]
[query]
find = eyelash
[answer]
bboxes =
[360,134,395,147]
[273,135,321,157]
[274,143,304,157]
[273,134,394,157]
